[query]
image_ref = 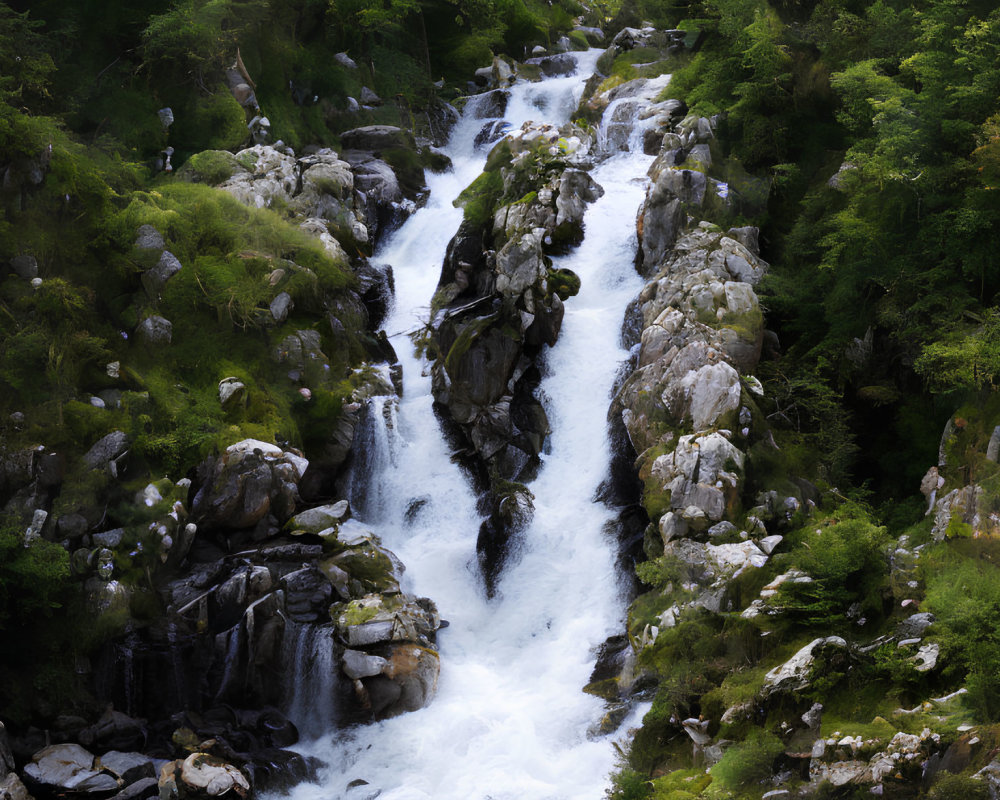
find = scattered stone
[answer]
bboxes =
[334,52,357,69]
[135,225,165,251]
[142,251,182,297]
[359,86,382,107]
[137,316,172,347]
[218,377,247,410]
[269,292,293,323]
[83,431,130,471]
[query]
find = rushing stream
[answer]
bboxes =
[279,51,665,800]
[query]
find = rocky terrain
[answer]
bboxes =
[4,1,1000,799]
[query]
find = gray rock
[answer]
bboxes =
[727,226,759,255]
[896,612,935,639]
[137,316,172,346]
[269,292,293,323]
[96,752,155,785]
[801,702,823,730]
[134,225,165,251]
[334,52,357,69]
[83,431,130,471]
[764,636,847,692]
[57,513,89,540]
[24,509,47,545]
[10,255,38,279]
[359,86,382,106]
[24,744,118,794]
[172,753,249,799]
[988,425,1000,462]
[707,520,737,539]
[345,619,395,647]
[275,329,326,371]
[342,649,388,679]
[0,722,13,773]
[286,501,350,534]
[573,26,605,44]
[524,53,577,77]
[142,251,182,298]
[611,26,655,50]
[191,439,307,529]
[92,528,125,548]
[218,377,246,409]
[912,642,939,672]
[157,108,174,130]
[492,57,514,87]
[346,96,359,113]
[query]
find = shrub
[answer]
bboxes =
[710,728,783,791]
[922,540,1000,720]
[777,512,890,629]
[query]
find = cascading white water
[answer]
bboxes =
[277,52,665,800]
[283,622,340,738]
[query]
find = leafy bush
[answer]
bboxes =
[922,540,1000,719]
[928,774,990,800]
[776,512,890,629]
[709,728,783,792]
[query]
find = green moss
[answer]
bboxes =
[648,768,712,800]
[709,729,783,793]
[179,150,239,185]
[455,168,505,226]
[339,600,379,626]
[546,267,580,300]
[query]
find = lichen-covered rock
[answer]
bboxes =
[763,636,848,694]
[333,593,439,648]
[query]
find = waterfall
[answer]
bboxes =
[275,51,659,800]
[346,395,402,523]
[283,622,340,738]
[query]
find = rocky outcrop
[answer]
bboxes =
[209,139,424,253]
[428,121,600,590]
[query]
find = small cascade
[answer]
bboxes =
[345,395,401,522]
[597,73,672,153]
[282,622,340,738]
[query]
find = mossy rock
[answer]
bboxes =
[324,544,399,593]
[178,150,240,186]
[546,268,580,301]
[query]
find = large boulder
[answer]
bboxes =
[192,440,308,530]
[23,744,119,795]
